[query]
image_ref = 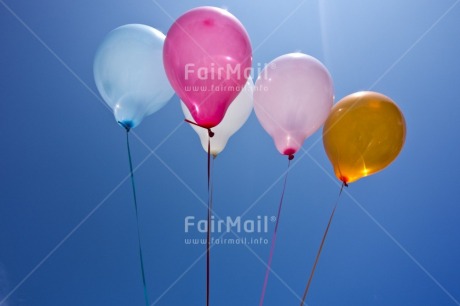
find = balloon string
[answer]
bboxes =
[259,155,293,306]
[300,183,345,306]
[206,135,212,306]
[120,123,150,306]
[184,119,214,306]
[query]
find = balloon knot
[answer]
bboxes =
[288,154,294,161]
[339,175,349,187]
[184,119,214,137]
[118,121,131,132]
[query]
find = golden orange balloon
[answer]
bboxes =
[323,91,406,184]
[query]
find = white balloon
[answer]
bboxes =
[181,78,254,156]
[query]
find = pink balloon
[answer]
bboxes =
[163,6,252,128]
[254,53,334,156]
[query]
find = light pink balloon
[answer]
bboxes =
[254,53,333,156]
[163,6,252,128]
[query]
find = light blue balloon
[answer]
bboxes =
[94,24,174,129]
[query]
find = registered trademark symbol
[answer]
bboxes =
[270,216,276,222]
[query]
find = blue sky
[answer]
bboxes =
[1,0,460,305]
